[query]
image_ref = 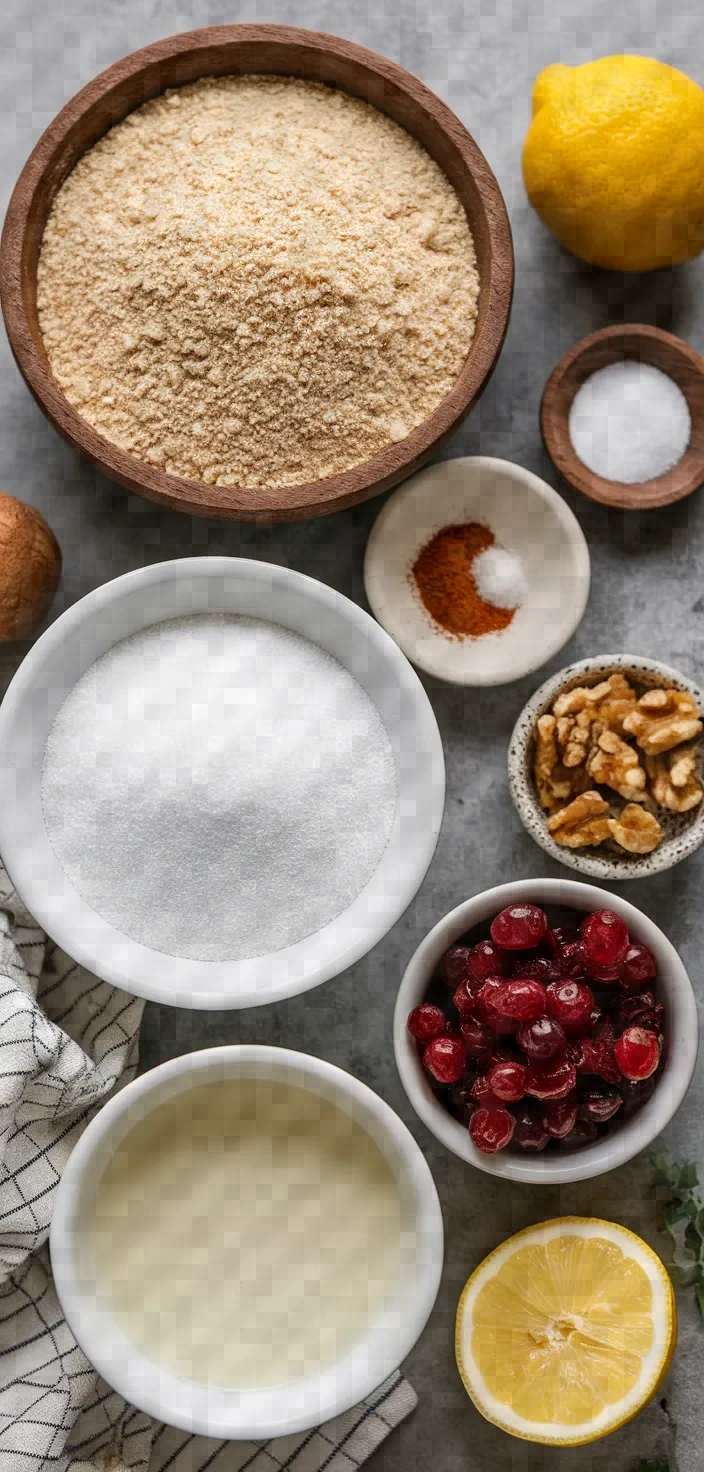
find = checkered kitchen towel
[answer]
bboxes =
[0,867,417,1470]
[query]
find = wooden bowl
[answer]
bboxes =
[541,324,704,510]
[0,25,513,524]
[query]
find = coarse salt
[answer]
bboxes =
[41,615,398,962]
[568,360,691,484]
[472,545,528,609]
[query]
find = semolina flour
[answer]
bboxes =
[37,75,480,490]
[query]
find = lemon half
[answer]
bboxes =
[456,1217,676,1446]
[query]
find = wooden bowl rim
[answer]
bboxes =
[0,23,514,523]
[540,322,704,511]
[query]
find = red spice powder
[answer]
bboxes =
[411,522,516,639]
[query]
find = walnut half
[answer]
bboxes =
[607,804,663,855]
[587,727,647,802]
[646,748,704,813]
[547,791,611,848]
[622,689,703,756]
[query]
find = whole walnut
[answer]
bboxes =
[0,492,61,639]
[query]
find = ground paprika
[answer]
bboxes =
[411,522,516,638]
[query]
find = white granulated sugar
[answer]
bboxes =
[472,546,528,609]
[41,616,398,962]
[568,360,691,484]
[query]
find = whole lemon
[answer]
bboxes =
[523,55,704,271]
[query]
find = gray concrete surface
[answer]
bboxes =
[2,1,704,1467]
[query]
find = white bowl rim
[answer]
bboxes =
[393,877,699,1184]
[0,556,445,1008]
[50,1044,444,1440]
[363,455,591,686]
[508,653,704,880]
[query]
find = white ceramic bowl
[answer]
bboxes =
[0,557,444,1008]
[363,457,590,684]
[508,654,704,881]
[50,1045,444,1440]
[393,878,698,1184]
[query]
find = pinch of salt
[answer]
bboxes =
[472,546,528,609]
[568,360,691,485]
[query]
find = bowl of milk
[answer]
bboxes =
[50,1045,444,1439]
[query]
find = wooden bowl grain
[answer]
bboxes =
[541,323,704,511]
[0,25,513,524]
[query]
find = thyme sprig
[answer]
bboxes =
[652,1151,704,1320]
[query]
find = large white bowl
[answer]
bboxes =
[363,457,590,685]
[0,557,444,1008]
[393,878,698,1184]
[50,1045,444,1440]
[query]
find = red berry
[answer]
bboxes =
[469,1106,516,1153]
[512,1110,549,1152]
[477,978,517,1034]
[545,980,594,1037]
[517,1016,567,1061]
[467,939,508,981]
[524,1057,576,1100]
[619,942,657,992]
[470,1073,501,1105]
[539,1094,578,1138]
[556,939,588,979]
[422,1034,467,1084]
[487,1060,527,1103]
[621,1075,657,1119]
[618,991,665,1033]
[573,1037,621,1084]
[579,1087,623,1123]
[460,1017,494,1057]
[492,978,546,1022]
[581,910,629,971]
[452,980,478,1018]
[407,1004,446,1042]
[614,1026,660,1082]
[490,904,548,951]
[442,945,474,987]
[561,1120,598,1149]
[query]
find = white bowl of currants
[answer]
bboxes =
[394,879,698,1182]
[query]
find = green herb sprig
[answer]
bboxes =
[652,1151,704,1319]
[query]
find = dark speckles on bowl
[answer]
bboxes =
[508,654,704,881]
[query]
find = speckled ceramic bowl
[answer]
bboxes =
[508,654,704,881]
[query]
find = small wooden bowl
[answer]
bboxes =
[0,25,513,524]
[541,324,704,510]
